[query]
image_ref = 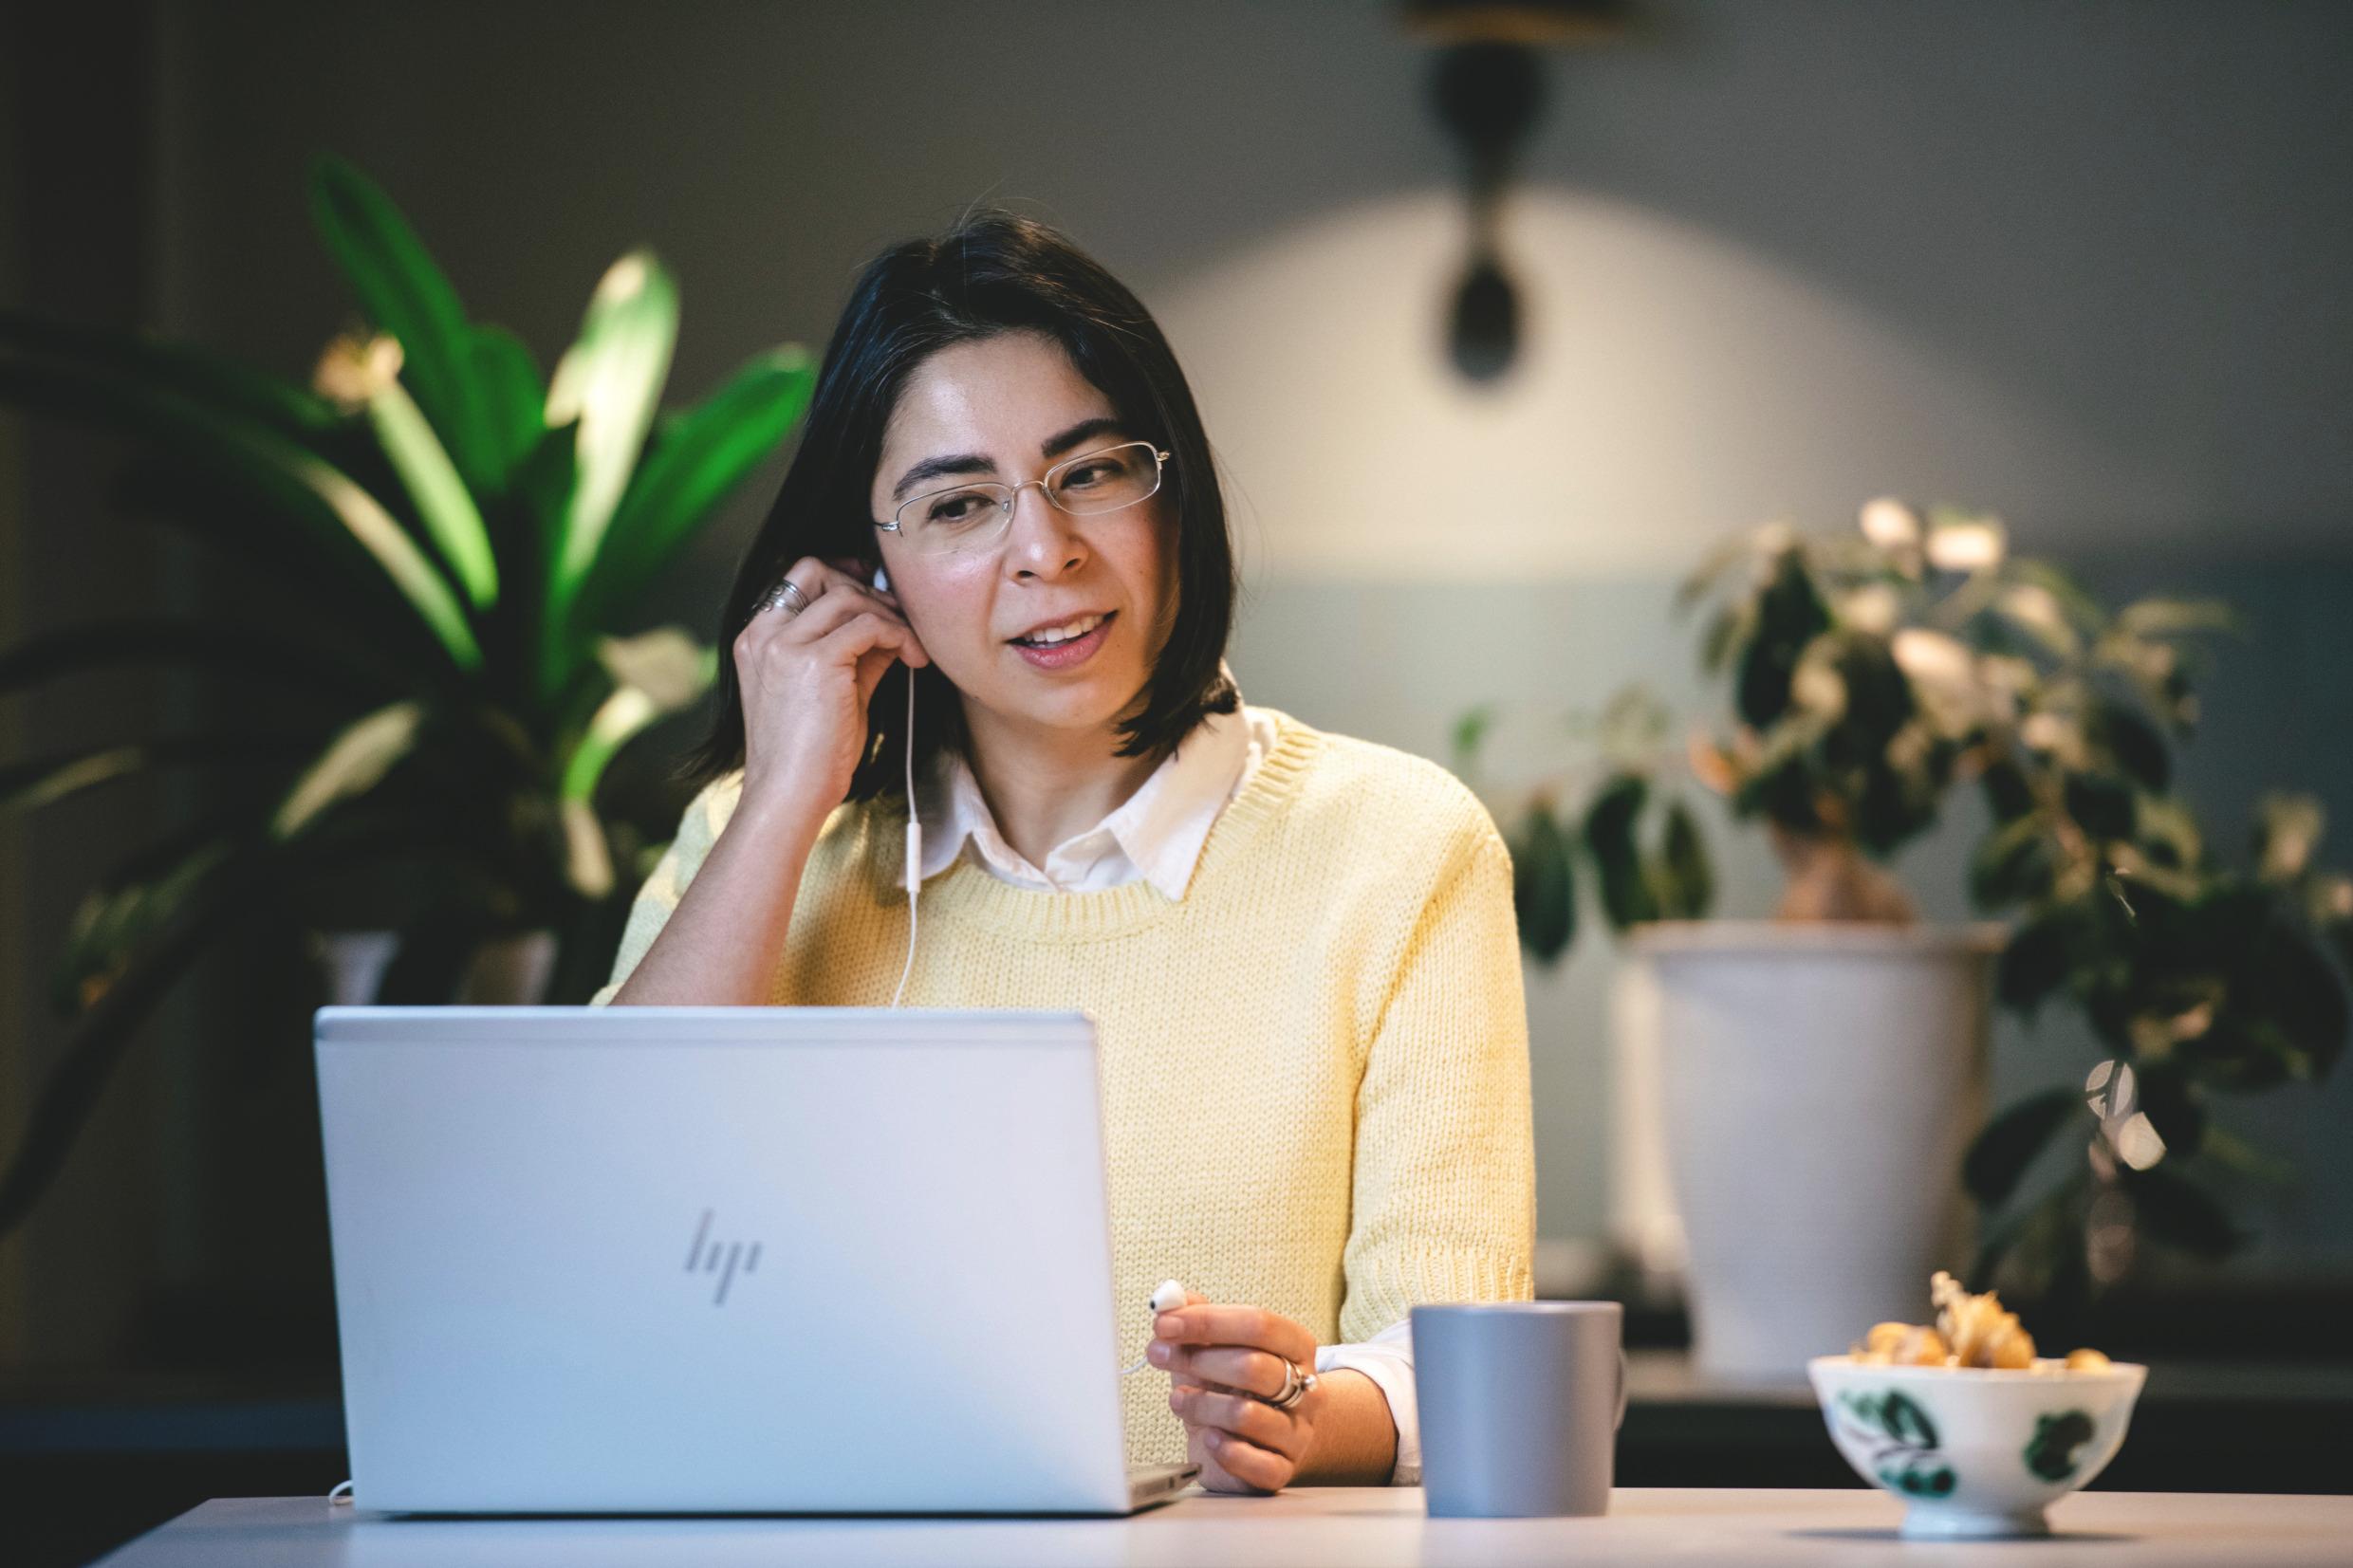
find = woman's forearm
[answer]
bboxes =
[607,790,820,1005]
[1296,1368,1399,1485]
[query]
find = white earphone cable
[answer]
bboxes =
[890,663,919,1007]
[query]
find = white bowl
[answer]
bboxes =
[1807,1355,2148,1538]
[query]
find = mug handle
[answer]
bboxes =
[1614,1348,1629,1431]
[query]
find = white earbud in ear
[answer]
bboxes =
[873,564,891,592]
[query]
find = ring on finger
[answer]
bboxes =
[1264,1357,1316,1411]
[758,580,809,618]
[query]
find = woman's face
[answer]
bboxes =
[869,330,1176,748]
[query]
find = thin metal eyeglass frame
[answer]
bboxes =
[873,441,1172,553]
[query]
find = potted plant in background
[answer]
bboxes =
[0,154,814,1239]
[1462,501,2353,1377]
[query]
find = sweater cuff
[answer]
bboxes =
[1343,1247,1532,1343]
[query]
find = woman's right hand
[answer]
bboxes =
[733,555,930,828]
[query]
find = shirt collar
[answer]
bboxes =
[913,671,1251,901]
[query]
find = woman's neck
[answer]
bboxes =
[960,706,1164,869]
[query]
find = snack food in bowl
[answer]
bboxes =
[1807,1272,2146,1538]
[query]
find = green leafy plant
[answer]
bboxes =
[0,153,814,1235]
[1962,789,2353,1315]
[1460,499,2353,1300]
[1453,687,1714,965]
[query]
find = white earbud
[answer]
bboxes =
[1120,1280,1191,1375]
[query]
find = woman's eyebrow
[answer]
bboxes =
[890,416,1128,503]
[1040,415,1124,458]
[892,451,992,502]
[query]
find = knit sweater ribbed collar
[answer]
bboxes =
[856,706,1323,941]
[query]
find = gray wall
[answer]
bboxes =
[141,0,2353,1263]
[7,1,2348,1363]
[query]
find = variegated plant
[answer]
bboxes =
[1459,500,2353,1313]
[0,154,813,1233]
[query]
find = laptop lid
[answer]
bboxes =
[315,1005,1139,1514]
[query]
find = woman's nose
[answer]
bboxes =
[1003,483,1083,577]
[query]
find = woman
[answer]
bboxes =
[591,213,1534,1494]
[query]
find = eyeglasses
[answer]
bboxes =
[874,441,1171,557]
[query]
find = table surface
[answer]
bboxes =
[98,1487,2353,1567]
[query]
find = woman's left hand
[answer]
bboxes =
[1149,1291,1325,1494]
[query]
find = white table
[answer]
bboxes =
[97,1486,2353,1566]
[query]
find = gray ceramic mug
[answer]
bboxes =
[1413,1301,1627,1518]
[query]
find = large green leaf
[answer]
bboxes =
[0,309,343,446]
[555,634,716,879]
[1658,800,1714,918]
[2249,919,2349,1079]
[2,731,324,818]
[542,249,680,686]
[560,686,660,805]
[1971,813,2054,910]
[1997,907,2085,1016]
[2063,771,2137,841]
[270,701,425,839]
[2090,701,2172,792]
[1734,548,1830,728]
[1509,802,1576,963]
[1978,756,2036,823]
[306,153,496,493]
[572,346,811,636]
[366,378,498,610]
[469,323,545,487]
[1962,1086,2079,1206]
[0,355,483,671]
[1584,774,1660,929]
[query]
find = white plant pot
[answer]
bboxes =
[311,929,558,1006]
[1631,921,2003,1382]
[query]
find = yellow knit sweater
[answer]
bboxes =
[591,707,1536,1465]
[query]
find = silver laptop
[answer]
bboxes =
[314,1005,1197,1515]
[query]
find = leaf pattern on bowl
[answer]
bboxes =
[2023,1410,2098,1482]
[1834,1388,1957,1498]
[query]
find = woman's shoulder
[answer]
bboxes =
[1252,707,1507,866]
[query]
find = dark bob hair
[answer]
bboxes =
[679,212,1239,801]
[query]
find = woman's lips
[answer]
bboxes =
[1010,611,1114,670]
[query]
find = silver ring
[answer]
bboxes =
[1266,1358,1316,1411]
[759,579,809,618]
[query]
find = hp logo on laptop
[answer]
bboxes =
[684,1208,761,1305]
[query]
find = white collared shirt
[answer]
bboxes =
[913,684,1424,1485]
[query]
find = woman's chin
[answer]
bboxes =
[974,665,1145,734]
